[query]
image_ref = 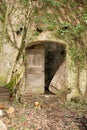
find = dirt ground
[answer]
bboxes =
[0,94,87,130]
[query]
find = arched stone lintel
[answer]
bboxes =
[27,40,66,48]
[27,31,67,48]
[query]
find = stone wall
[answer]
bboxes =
[0,1,86,101]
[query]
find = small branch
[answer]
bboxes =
[8,4,15,16]
[8,16,17,46]
[7,32,20,50]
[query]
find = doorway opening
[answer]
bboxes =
[45,43,66,93]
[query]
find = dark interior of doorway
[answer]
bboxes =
[45,43,66,94]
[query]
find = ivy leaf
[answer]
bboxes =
[82,13,87,24]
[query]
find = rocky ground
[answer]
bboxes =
[0,94,87,130]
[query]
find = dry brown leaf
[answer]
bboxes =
[0,104,6,109]
[6,107,15,114]
[35,102,41,109]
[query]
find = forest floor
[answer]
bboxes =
[0,94,87,130]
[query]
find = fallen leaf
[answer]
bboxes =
[35,102,41,109]
[6,107,15,114]
[0,104,5,109]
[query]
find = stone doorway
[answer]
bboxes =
[25,41,66,94]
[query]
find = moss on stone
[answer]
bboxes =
[0,75,7,86]
[6,66,25,92]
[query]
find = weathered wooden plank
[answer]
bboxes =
[25,46,45,94]
[26,68,44,74]
[25,74,44,93]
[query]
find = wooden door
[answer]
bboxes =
[25,46,45,94]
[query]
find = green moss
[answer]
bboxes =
[47,24,54,31]
[34,31,41,36]
[0,75,7,86]
[6,66,25,92]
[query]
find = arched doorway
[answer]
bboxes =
[25,41,66,94]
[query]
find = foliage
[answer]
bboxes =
[69,46,86,68]
[0,0,7,49]
[82,13,87,24]
[46,0,87,67]
[0,0,87,58]
[20,0,29,6]
[0,0,7,22]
